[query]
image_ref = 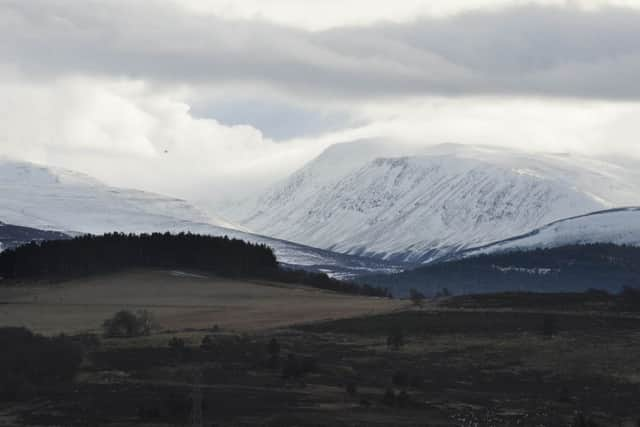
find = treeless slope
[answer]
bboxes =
[0,270,402,335]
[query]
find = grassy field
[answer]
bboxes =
[0,269,403,334]
[2,276,640,426]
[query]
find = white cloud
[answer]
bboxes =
[4,1,640,101]
[1,0,640,210]
[0,76,330,202]
[174,0,640,30]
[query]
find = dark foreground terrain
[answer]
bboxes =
[2,291,640,426]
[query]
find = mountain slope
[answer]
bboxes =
[0,159,227,234]
[0,159,402,278]
[362,243,640,297]
[463,207,640,257]
[231,143,640,263]
[0,222,69,251]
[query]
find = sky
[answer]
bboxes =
[1,0,640,208]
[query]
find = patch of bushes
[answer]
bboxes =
[0,327,83,401]
[387,326,404,350]
[102,310,156,338]
[282,354,317,379]
[542,314,557,338]
[619,285,640,310]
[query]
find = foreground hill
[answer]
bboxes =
[362,243,640,297]
[0,233,389,297]
[0,269,402,335]
[230,142,640,263]
[0,159,402,277]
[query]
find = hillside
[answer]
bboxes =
[0,159,402,278]
[462,207,640,256]
[0,222,69,251]
[0,159,229,234]
[0,270,402,335]
[362,243,640,297]
[230,142,640,263]
[0,233,389,297]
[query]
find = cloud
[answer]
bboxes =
[174,0,640,30]
[0,76,330,202]
[1,0,640,210]
[2,1,640,101]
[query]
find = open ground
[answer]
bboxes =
[0,269,403,335]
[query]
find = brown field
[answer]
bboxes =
[0,269,404,335]
[2,284,640,426]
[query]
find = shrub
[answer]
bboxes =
[387,326,404,350]
[382,388,396,406]
[392,371,409,388]
[571,413,600,427]
[267,338,281,369]
[345,381,358,396]
[71,333,102,350]
[281,354,317,379]
[410,374,424,389]
[200,334,214,350]
[409,289,426,307]
[0,327,83,401]
[168,337,186,351]
[620,286,640,310]
[396,390,410,408]
[102,310,156,338]
[282,354,299,379]
[542,315,557,338]
[436,288,451,298]
[267,338,280,357]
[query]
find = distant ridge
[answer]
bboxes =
[462,207,640,257]
[0,159,403,278]
[0,222,69,251]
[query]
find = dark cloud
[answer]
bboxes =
[2,1,640,100]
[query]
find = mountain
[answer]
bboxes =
[0,159,229,234]
[463,208,640,258]
[0,158,403,278]
[229,142,640,263]
[362,243,640,297]
[0,222,69,251]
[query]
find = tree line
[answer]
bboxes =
[364,243,640,296]
[0,232,278,280]
[0,232,389,297]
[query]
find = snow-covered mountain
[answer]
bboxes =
[230,142,640,263]
[0,159,402,278]
[0,222,69,252]
[0,159,233,234]
[463,207,640,257]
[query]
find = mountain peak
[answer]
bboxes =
[230,141,640,263]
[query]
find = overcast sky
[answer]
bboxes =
[1,0,640,207]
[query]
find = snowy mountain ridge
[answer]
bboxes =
[230,142,640,263]
[0,158,403,277]
[461,207,640,258]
